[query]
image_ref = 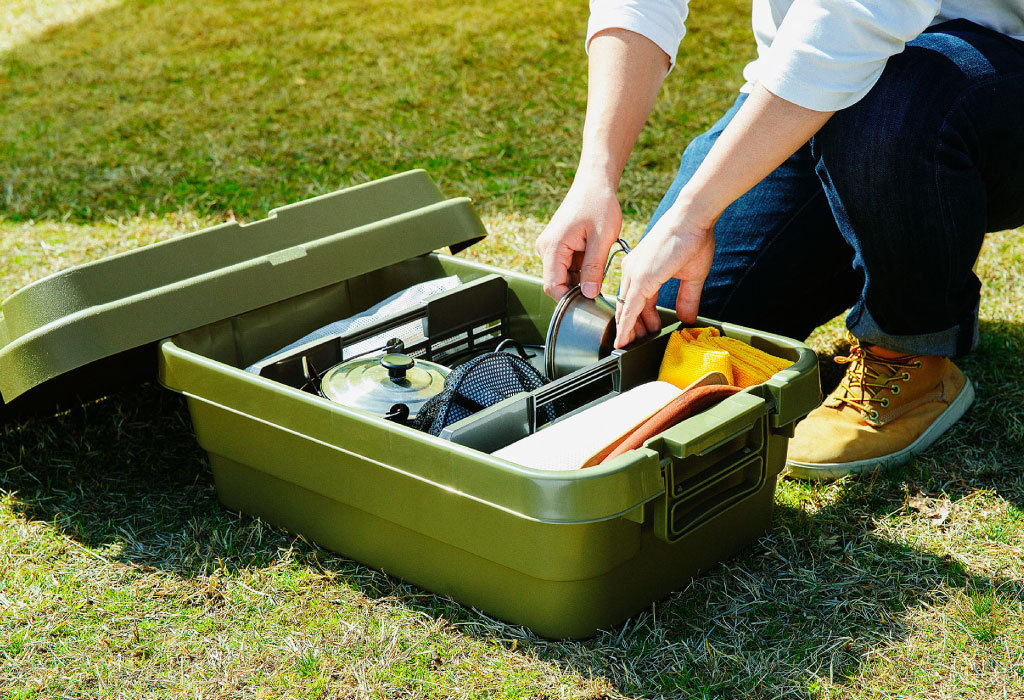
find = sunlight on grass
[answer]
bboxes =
[0,213,213,296]
[0,0,751,223]
[0,0,121,52]
[0,210,642,301]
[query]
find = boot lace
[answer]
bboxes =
[833,339,922,422]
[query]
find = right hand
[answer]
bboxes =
[535,177,622,301]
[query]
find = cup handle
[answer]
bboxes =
[603,238,632,278]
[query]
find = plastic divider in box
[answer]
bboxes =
[440,327,676,452]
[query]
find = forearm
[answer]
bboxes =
[675,84,835,226]
[577,28,670,187]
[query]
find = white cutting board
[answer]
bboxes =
[492,381,684,471]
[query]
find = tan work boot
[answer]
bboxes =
[785,338,975,480]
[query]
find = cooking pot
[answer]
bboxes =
[320,352,450,419]
[544,239,630,379]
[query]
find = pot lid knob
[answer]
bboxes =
[380,353,415,383]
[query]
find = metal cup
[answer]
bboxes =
[543,239,631,379]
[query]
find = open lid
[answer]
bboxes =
[0,170,486,421]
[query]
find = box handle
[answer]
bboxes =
[648,392,768,543]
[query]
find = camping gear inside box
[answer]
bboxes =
[0,170,821,638]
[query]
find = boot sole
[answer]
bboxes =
[784,376,975,481]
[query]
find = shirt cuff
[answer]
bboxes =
[586,1,688,70]
[757,63,888,112]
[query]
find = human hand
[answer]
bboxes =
[613,200,716,348]
[535,177,622,300]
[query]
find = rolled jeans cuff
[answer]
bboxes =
[846,303,980,358]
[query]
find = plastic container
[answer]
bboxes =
[0,171,821,638]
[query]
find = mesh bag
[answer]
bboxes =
[414,352,558,436]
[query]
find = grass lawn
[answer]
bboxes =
[1,1,1022,698]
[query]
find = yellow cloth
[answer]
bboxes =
[658,327,793,390]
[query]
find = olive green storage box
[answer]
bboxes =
[0,171,821,639]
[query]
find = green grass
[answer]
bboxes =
[0,0,750,224]
[2,1,1023,699]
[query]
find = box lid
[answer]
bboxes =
[0,170,486,418]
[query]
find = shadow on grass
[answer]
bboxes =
[1,319,1021,698]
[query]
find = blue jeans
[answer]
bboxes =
[646,19,1024,357]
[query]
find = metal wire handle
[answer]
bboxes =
[603,238,632,278]
[495,338,531,359]
[300,356,328,398]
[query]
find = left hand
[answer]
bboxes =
[614,201,716,348]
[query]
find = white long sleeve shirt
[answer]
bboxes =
[587,0,1024,110]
